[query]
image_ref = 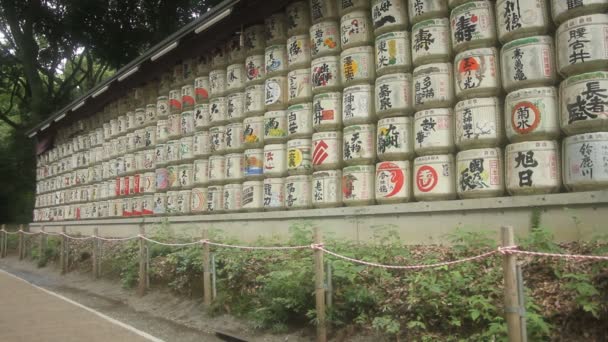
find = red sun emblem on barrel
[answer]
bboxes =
[377,162,404,198]
[416,165,438,193]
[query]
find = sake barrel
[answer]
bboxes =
[551,0,608,25]
[375,160,411,203]
[454,97,504,150]
[226,63,246,92]
[209,96,227,125]
[375,73,413,118]
[175,190,191,214]
[209,125,226,154]
[206,185,224,213]
[155,167,169,192]
[226,92,245,122]
[559,71,608,135]
[288,68,313,104]
[342,164,375,206]
[263,177,285,210]
[377,117,414,161]
[287,138,313,174]
[245,55,266,85]
[265,76,289,110]
[371,0,408,35]
[309,0,339,23]
[194,76,210,103]
[223,183,242,212]
[179,136,194,161]
[193,130,211,157]
[142,172,156,193]
[450,1,497,53]
[156,96,169,119]
[311,56,342,94]
[563,132,608,191]
[501,36,556,92]
[413,154,457,201]
[167,113,181,139]
[284,175,312,209]
[140,195,154,215]
[225,153,244,182]
[122,197,133,217]
[167,164,180,190]
[454,47,501,100]
[312,92,342,131]
[243,116,264,148]
[244,84,266,116]
[339,0,370,15]
[193,159,209,186]
[287,35,312,70]
[264,144,288,177]
[288,103,314,138]
[225,122,244,152]
[244,24,266,55]
[264,12,287,44]
[265,45,288,77]
[144,125,157,148]
[556,14,608,77]
[244,148,264,179]
[241,181,264,211]
[343,124,376,165]
[211,45,227,69]
[156,119,170,143]
[312,169,342,207]
[456,148,504,199]
[505,140,560,195]
[505,87,560,142]
[208,155,226,185]
[166,140,181,164]
[124,154,136,174]
[343,84,374,125]
[309,20,341,58]
[153,192,167,215]
[414,108,454,155]
[286,1,311,36]
[341,46,375,86]
[177,163,193,189]
[375,31,412,76]
[340,10,373,50]
[117,115,127,136]
[154,143,167,166]
[413,63,455,110]
[190,187,207,214]
[312,131,342,171]
[264,110,288,143]
[496,0,550,44]
[169,89,182,115]
[209,69,227,98]
[182,83,195,110]
[408,0,448,25]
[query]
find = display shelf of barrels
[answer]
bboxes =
[32,0,608,222]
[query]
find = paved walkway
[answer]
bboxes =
[0,269,161,342]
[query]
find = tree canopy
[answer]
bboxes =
[0,0,222,222]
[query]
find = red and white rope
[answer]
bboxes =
[205,240,310,250]
[139,235,201,247]
[506,249,608,261]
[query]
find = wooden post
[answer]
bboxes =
[92,228,100,279]
[0,224,5,258]
[39,226,47,266]
[18,224,24,260]
[137,223,147,296]
[314,227,327,342]
[502,226,522,342]
[60,226,68,275]
[202,229,212,306]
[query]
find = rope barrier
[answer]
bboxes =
[139,235,201,247]
[507,249,608,261]
[205,241,310,250]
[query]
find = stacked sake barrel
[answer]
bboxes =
[410,0,456,201]
[554,1,608,192]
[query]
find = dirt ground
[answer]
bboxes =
[0,256,318,342]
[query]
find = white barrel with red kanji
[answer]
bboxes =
[501,36,556,92]
[141,195,154,215]
[312,131,342,170]
[206,185,224,213]
[245,55,265,86]
[284,175,312,209]
[563,132,608,192]
[194,76,210,104]
[413,154,457,201]
[414,108,454,155]
[312,92,342,131]
[263,177,285,210]
[456,148,504,199]
[264,144,287,177]
[505,140,561,195]
[312,169,342,208]
[342,164,375,206]
[311,56,342,94]
[241,180,264,211]
[223,183,242,212]
[454,47,500,100]
[559,71,608,135]
[505,86,560,143]
[190,187,207,214]
[454,97,503,150]
[375,160,411,204]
